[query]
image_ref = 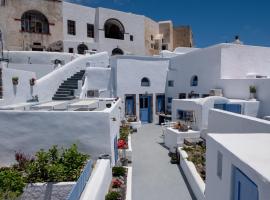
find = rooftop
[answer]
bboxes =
[208,133,270,182]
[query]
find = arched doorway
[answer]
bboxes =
[104,19,125,40]
[77,43,88,54]
[112,48,124,56]
[21,10,49,34]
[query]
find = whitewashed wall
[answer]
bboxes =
[205,134,270,200]
[167,44,270,117]
[221,44,270,79]
[113,56,169,122]
[208,109,270,133]
[80,159,112,200]
[1,67,36,106]
[81,67,112,98]
[36,52,109,102]
[63,2,98,53]
[4,51,76,65]
[97,7,146,55]
[0,100,120,166]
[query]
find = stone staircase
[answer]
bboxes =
[52,70,85,101]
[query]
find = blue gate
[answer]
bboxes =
[214,104,242,114]
[233,168,258,200]
[140,95,152,123]
[114,136,118,164]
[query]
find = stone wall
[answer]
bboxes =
[173,26,193,49]
[0,0,63,51]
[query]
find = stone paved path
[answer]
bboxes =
[132,124,196,200]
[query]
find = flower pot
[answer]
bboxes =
[12,80,18,86]
[250,93,256,99]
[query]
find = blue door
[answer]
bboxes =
[125,96,135,116]
[157,95,165,113]
[233,168,258,200]
[140,95,152,123]
[114,136,118,164]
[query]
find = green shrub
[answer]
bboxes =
[0,168,25,199]
[105,191,121,200]
[26,144,89,183]
[112,166,126,177]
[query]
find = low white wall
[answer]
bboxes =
[0,109,118,166]
[36,52,109,102]
[4,51,76,65]
[8,63,55,79]
[179,148,206,200]
[208,109,270,133]
[80,159,112,200]
[1,67,36,106]
[164,128,200,152]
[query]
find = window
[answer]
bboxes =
[67,20,76,35]
[217,151,223,179]
[104,18,125,40]
[68,48,74,53]
[21,10,49,34]
[191,75,198,86]
[87,90,99,97]
[179,93,186,99]
[167,97,172,103]
[151,35,154,41]
[162,44,168,50]
[112,48,124,56]
[156,95,165,113]
[77,43,88,54]
[141,77,150,87]
[151,44,154,49]
[168,80,174,87]
[87,24,94,38]
[130,35,134,41]
[125,95,136,116]
[0,0,6,6]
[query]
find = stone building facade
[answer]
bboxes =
[0,0,193,55]
[0,0,63,51]
[173,26,193,48]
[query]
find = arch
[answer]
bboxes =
[190,75,198,86]
[141,77,150,87]
[21,10,49,34]
[104,18,125,40]
[112,48,124,56]
[77,43,88,54]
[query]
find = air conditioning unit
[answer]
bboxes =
[209,89,223,96]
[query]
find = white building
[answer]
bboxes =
[0,0,193,56]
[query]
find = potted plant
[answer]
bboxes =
[249,85,256,99]
[29,78,36,86]
[12,77,19,86]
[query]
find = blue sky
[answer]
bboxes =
[67,0,270,48]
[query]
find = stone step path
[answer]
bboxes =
[132,124,196,200]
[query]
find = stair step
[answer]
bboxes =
[52,96,75,101]
[59,85,78,89]
[56,91,72,95]
[67,78,81,81]
[54,94,72,97]
[61,83,78,87]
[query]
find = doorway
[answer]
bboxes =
[233,167,258,200]
[140,94,152,123]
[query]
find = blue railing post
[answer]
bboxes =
[66,160,93,200]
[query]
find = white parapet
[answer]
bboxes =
[179,147,206,200]
[80,159,112,200]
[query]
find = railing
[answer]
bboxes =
[66,160,93,200]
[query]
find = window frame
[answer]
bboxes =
[67,20,76,35]
[87,23,94,38]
